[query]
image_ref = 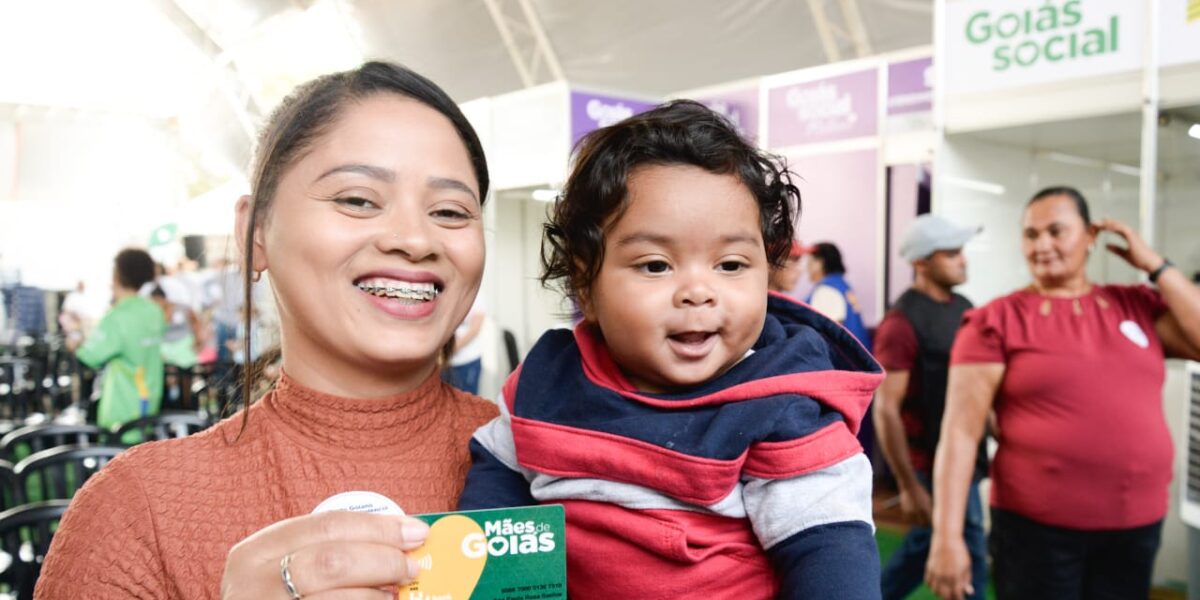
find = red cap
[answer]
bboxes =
[789,240,813,258]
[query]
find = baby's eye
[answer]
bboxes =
[336,196,378,211]
[638,260,671,274]
[717,261,747,272]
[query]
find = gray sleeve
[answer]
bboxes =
[742,452,874,549]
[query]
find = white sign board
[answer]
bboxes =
[1162,0,1200,67]
[944,0,1144,95]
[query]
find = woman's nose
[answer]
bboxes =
[375,208,436,262]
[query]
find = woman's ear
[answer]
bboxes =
[234,195,269,273]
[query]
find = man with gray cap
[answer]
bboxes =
[876,214,988,600]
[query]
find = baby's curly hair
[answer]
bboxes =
[541,99,800,304]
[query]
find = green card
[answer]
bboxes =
[398,505,567,600]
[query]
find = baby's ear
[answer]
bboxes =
[575,288,597,323]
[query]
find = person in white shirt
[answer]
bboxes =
[444,296,485,393]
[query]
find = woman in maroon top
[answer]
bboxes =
[924,187,1200,600]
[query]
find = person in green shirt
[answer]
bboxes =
[70,248,165,430]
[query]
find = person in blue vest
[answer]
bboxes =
[804,241,877,462]
[804,242,871,352]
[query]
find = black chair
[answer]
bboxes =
[502,329,521,374]
[0,500,71,600]
[163,364,209,412]
[0,357,41,423]
[0,461,22,512]
[113,411,210,444]
[0,424,106,463]
[14,445,122,502]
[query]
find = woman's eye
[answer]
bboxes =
[638,260,670,274]
[718,261,746,272]
[336,196,377,210]
[431,208,471,221]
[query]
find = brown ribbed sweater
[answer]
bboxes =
[34,371,498,599]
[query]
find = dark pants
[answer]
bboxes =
[990,507,1162,600]
[881,474,988,600]
[443,358,481,395]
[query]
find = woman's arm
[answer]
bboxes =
[186,307,208,352]
[1095,218,1200,359]
[36,457,168,598]
[925,362,1003,600]
[1153,265,1200,360]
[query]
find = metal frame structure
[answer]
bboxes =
[482,0,565,89]
[805,0,873,63]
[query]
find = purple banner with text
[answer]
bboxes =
[570,91,657,146]
[767,68,878,148]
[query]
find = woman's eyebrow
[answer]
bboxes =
[315,163,395,183]
[429,176,479,202]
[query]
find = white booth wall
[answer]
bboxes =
[0,112,188,298]
[938,119,1143,307]
[1157,114,1200,281]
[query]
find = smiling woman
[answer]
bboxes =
[925,186,1200,600]
[34,62,500,600]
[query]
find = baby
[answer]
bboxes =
[459,100,882,599]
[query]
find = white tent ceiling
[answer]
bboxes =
[0,0,933,196]
[2,0,933,113]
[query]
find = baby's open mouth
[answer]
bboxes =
[669,331,715,345]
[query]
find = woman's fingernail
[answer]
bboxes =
[406,557,422,579]
[401,519,429,543]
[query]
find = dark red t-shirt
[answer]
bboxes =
[951,284,1171,530]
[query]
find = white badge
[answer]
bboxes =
[1119,320,1150,349]
[312,491,405,516]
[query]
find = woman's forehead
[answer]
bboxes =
[1024,196,1082,225]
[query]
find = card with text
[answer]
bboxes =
[398,505,566,600]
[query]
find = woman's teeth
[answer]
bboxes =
[356,279,440,302]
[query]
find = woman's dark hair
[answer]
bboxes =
[810,242,846,275]
[237,61,489,422]
[541,99,799,304]
[113,248,156,291]
[1028,186,1091,225]
[148,286,167,300]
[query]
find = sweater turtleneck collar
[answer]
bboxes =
[262,369,449,454]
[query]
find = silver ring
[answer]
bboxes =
[280,553,302,600]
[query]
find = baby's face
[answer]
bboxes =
[582,164,768,393]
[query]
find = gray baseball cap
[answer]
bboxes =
[899,214,981,262]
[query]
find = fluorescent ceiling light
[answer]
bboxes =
[941,175,1005,196]
[531,188,559,202]
[1189,124,1200,140]
[1037,151,1139,177]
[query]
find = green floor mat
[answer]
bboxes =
[876,525,996,600]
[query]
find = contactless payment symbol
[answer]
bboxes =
[401,515,488,598]
[398,505,566,600]
[1119,320,1150,349]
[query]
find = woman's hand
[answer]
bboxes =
[1095,218,1163,273]
[221,511,429,600]
[925,535,974,600]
